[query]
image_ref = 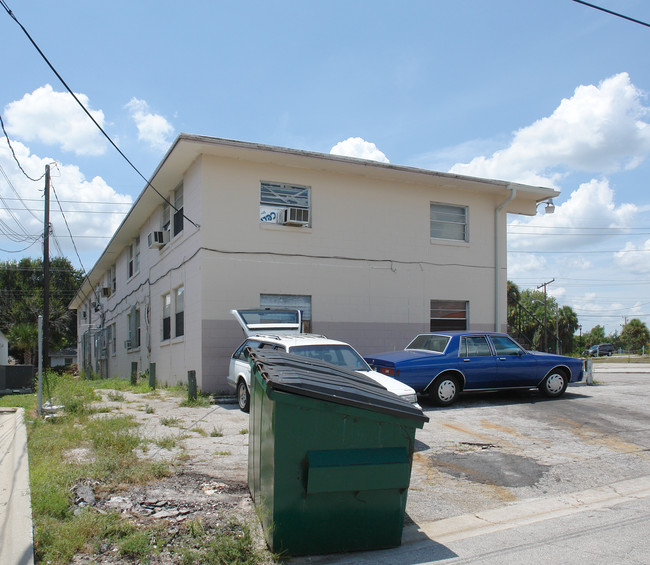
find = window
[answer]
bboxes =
[490,335,523,356]
[110,323,116,354]
[174,286,184,337]
[460,335,492,357]
[260,182,310,226]
[127,307,141,348]
[110,264,116,292]
[173,184,183,236]
[127,237,140,279]
[162,201,170,232]
[162,294,171,341]
[430,300,468,331]
[430,203,468,241]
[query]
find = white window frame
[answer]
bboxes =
[161,293,171,341]
[174,285,184,338]
[127,237,140,279]
[430,202,468,242]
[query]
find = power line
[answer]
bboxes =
[0,112,45,182]
[0,1,199,230]
[571,0,650,28]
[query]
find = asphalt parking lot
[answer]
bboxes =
[294,363,650,564]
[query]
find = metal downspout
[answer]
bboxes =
[495,185,517,332]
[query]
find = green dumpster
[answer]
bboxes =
[247,349,429,556]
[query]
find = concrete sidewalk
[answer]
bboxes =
[0,408,34,565]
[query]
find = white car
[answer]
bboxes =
[227,308,420,412]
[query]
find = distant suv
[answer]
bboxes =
[227,308,420,412]
[584,343,614,357]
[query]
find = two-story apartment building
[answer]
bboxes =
[70,134,558,393]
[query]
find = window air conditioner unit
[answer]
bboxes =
[101,287,111,297]
[278,207,309,226]
[147,230,169,248]
[124,339,132,349]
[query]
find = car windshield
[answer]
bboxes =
[289,344,371,371]
[238,309,299,325]
[406,334,450,353]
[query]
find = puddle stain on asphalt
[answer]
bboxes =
[426,449,550,490]
[553,416,650,460]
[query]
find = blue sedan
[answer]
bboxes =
[365,332,584,406]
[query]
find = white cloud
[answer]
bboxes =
[449,73,650,185]
[506,253,548,278]
[330,137,389,163]
[125,98,174,152]
[508,178,637,252]
[0,139,131,260]
[614,239,650,274]
[3,84,107,156]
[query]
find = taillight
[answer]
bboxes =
[378,366,398,377]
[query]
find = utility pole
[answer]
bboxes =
[43,164,50,370]
[537,278,555,352]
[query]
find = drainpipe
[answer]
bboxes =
[495,184,517,332]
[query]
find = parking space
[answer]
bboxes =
[405,368,650,524]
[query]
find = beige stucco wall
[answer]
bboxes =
[196,154,506,391]
[76,140,526,394]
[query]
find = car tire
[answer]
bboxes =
[237,379,250,413]
[539,369,568,398]
[429,374,459,406]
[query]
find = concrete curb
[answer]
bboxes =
[405,475,650,545]
[0,408,35,565]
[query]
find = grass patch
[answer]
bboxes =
[0,392,35,410]
[180,393,212,408]
[106,390,126,402]
[210,426,224,437]
[23,372,271,564]
[161,417,182,427]
[155,434,179,450]
[214,450,231,456]
[239,428,249,435]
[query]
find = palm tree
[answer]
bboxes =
[8,322,38,364]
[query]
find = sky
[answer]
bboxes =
[0,0,649,335]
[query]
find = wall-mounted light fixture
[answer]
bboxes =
[537,199,555,214]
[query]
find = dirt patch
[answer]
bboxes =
[66,389,271,564]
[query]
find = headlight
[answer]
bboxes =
[402,394,418,405]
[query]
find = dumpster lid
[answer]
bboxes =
[249,350,429,423]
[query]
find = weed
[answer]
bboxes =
[145,404,155,414]
[119,529,152,558]
[180,393,211,408]
[239,428,249,435]
[190,426,208,437]
[210,426,224,437]
[161,417,181,427]
[106,390,125,402]
[155,434,179,450]
[214,450,231,456]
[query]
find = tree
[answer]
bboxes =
[506,284,578,353]
[620,319,650,353]
[0,257,84,361]
[8,322,38,364]
[584,325,606,347]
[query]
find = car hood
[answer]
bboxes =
[359,370,417,397]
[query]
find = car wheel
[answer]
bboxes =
[429,374,459,406]
[237,380,250,413]
[540,370,568,398]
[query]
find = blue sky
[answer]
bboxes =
[1,0,649,334]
